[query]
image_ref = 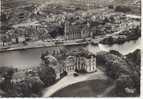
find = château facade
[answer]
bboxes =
[61,53,96,74]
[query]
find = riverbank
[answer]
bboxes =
[0,39,88,53]
[0,32,141,53]
[0,37,140,69]
[0,46,140,97]
[100,26,141,45]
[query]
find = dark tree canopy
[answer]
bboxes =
[38,65,56,86]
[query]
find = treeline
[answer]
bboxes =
[0,53,58,97]
[96,49,141,96]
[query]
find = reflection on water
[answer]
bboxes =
[0,46,61,69]
[0,38,141,69]
[98,38,141,55]
[88,38,141,55]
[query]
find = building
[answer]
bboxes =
[64,21,93,40]
[61,51,96,74]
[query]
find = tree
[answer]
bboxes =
[48,24,64,38]
[0,67,16,95]
[126,49,141,66]
[96,51,141,96]
[100,36,114,45]
[60,71,67,78]
[1,68,44,97]
[115,74,136,97]
[38,65,56,86]
[13,30,19,44]
[15,76,44,97]
[115,5,131,13]
[109,50,123,57]
[41,51,49,60]
[126,49,141,94]
[1,13,7,22]
[1,35,7,46]
[108,5,114,9]
[96,51,131,79]
[0,67,16,81]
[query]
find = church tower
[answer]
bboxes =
[64,21,70,40]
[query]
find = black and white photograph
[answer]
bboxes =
[0,0,141,97]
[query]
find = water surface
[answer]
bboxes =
[0,38,141,69]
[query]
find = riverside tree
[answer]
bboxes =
[1,35,7,46]
[0,66,16,96]
[39,52,57,86]
[38,64,56,87]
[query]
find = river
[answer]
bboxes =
[88,38,141,55]
[0,38,141,69]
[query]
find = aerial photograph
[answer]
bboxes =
[0,0,141,97]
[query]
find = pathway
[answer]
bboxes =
[97,82,116,97]
[42,69,108,97]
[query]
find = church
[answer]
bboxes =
[64,21,93,40]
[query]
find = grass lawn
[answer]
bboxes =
[51,79,114,97]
